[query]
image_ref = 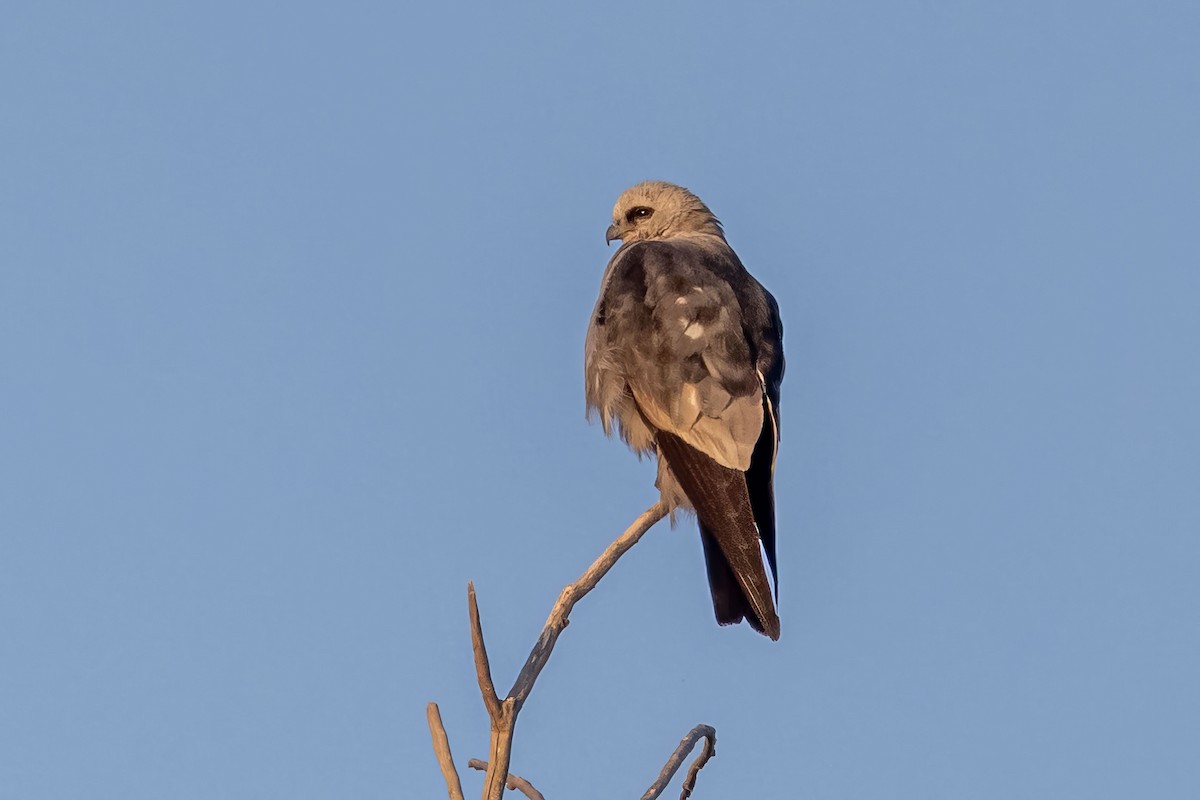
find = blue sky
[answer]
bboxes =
[2,2,1198,797]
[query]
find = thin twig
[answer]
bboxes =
[470,582,516,800]
[468,759,545,800]
[425,703,466,800]
[468,582,502,721]
[508,501,668,706]
[640,724,717,800]
[677,730,716,800]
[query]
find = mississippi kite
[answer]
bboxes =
[585,181,785,639]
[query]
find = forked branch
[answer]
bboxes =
[432,501,695,800]
[474,501,668,799]
[640,724,717,800]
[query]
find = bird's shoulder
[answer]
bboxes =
[609,235,739,280]
[624,239,783,417]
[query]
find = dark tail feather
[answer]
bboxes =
[657,431,780,640]
[699,525,766,634]
[745,397,779,597]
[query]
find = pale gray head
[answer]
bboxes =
[605,181,725,245]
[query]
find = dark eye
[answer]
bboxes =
[625,206,654,223]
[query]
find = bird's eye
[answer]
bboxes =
[626,206,654,223]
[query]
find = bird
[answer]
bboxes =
[584,181,785,639]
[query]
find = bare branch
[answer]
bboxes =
[425,703,466,800]
[441,502,668,799]
[677,728,716,800]
[468,582,502,722]
[508,501,668,706]
[640,725,717,800]
[468,759,545,800]
[469,581,515,800]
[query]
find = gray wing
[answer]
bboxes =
[585,240,765,467]
[585,238,783,638]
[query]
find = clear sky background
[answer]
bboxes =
[2,2,1197,798]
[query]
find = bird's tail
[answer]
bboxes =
[656,431,780,640]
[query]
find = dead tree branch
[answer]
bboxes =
[430,501,674,799]
[475,500,668,799]
[467,759,545,800]
[468,584,501,720]
[508,501,668,707]
[425,702,466,800]
[640,724,717,800]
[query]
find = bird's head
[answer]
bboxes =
[605,181,725,246]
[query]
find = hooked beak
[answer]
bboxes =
[605,223,622,246]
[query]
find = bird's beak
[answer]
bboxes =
[605,223,622,246]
